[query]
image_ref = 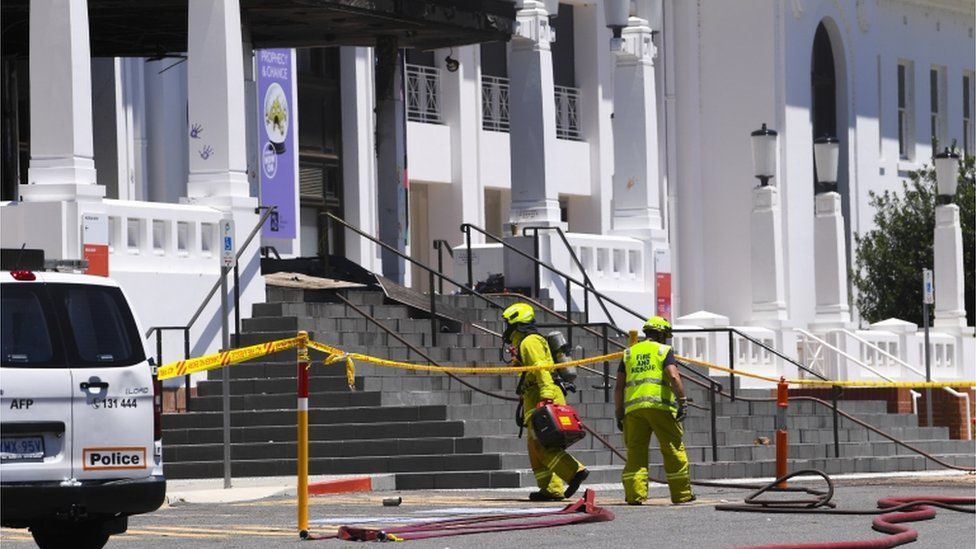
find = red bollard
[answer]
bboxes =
[775,377,788,488]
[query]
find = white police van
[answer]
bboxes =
[1,269,165,549]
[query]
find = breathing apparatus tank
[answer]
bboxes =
[546,331,578,383]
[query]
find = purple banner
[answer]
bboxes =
[257,49,296,239]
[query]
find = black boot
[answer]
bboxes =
[528,491,564,502]
[563,468,590,498]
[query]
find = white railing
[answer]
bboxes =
[405,64,442,124]
[564,233,644,294]
[481,75,510,132]
[842,328,971,440]
[554,85,582,140]
[104,199,223,273]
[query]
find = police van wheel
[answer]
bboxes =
[30,520,110,549]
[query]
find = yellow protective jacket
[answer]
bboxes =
[513,332,565,424]
[622,340,675,415]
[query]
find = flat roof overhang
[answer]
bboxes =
[1,0,515,58]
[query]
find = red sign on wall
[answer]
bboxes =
[654,250,671,321]
[82,214,109,277]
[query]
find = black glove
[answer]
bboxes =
[675,399,688,422]
[559,382,577,395]
[616,418,624,432]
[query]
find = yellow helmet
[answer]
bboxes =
[502,302,535,325]
[642,316,672,337]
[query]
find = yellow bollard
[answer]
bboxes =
[628,329,638,346]
[297,331,310,539]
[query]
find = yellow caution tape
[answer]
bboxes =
[677,355,976,389]
[157,336,305,381]
[157,332,972,391]
[307,338,623,375]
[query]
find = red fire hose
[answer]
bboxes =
[307,488,614,542]
[716,470,975,549]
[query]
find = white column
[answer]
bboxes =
[22,0,103,202]
[812,192,851,328]
[441,45,485,241]
[610,17,664,241]
[749,185,788,325]
[185,0,252,205]
[933,204,967,332]
[340,47,380,271]
[507,0,560,228]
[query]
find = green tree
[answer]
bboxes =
[852,154,975,326]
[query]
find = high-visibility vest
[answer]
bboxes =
[622,340,675,415]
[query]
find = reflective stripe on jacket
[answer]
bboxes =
[622,340,675,414]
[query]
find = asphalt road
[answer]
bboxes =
[2,478,974,548]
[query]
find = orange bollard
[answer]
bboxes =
[297,331,310,539]
[775,377,789,488]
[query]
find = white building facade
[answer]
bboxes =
[1,0,973,386]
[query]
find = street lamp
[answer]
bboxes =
[543,0,560,21]
[751,123,778,186]
[934,147,960,205]
[813,135,839,194]
[604,0,631,41]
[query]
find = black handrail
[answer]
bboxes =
[146,205,276,410]
[521,225,618,328]
[432,239,454,295]
[326,213,508,343]
[462,223,648,325]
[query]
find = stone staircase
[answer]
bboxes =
[161,286,975,487]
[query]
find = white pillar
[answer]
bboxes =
[610,17,664,241]
[442,45,485,241]
[340,47,380,271]
[933,204,967,332]
[812,192,851,328]
[749,185,788,325]
[508,0,560,228]
[185,0,252,205]
[22,0,103,202]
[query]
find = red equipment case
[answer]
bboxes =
[531,402,586,449]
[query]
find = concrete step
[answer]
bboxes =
[162,404,448,430]
[163,452,506,479]
[162,420,466,445]
[164,436,487,463]
[196,376,364,397]
[186,390,382,412]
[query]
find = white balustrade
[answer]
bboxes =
[554,85,582,140]
[405,64,443,124]
[481,76,510,132]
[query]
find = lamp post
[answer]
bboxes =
[932,147,966,332]
[751,123,778,187]
[812,134,851,329]
[748,123,788,325]
[813,135,839,194]
[603,0,631,50]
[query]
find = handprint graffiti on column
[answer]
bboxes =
[199,145,214,160]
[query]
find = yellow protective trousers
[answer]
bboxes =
[527,425,585,497]
[621,407,693,504]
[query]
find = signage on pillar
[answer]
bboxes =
[257,49,297,239]
[654,250,672,321]
[221,219,236,268]
[81,214,109,277]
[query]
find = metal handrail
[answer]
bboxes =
[432,239,454,295]
[461,223,649,324]
[145,205,276,410]
[327,213,507,345]
[521,225,618,328]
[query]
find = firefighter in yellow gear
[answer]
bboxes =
[614,316,696,505]
[503,302,589,501]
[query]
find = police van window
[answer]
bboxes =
[1,286,62,367]
[50,285,145,367]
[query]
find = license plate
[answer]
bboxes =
[0,436,45,460]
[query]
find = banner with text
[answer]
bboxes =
[257,49,297,239]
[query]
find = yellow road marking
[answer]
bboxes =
[124,528,228,539]
[137,525,292,537]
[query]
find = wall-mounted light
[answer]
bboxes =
[751,123,779,187]
[604,0,630,46]
[445,49,459,73]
